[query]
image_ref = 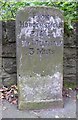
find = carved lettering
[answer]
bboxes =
[19,14,63,56]
[19,15,63,39]
[29,48,35,55]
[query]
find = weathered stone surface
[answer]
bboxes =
[2,58,16,74]
[64,59,76,67]
[16,7,64,110]
[2,22,7,45]
[0,22,2,87]
[6,20,16,43]
[2,21,16,44]
[64,47,76,59]
[2,43,16,57]
[63,43,76,83]
[0,22,2,71]
[64,35,76,47]
[0,57,2,88]
[2,58,17,87]
[2,72,17,87]
[64,75,76,82]
[2,67,17,87]
[64,66,76,75]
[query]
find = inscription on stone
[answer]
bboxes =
[16,7,64,110]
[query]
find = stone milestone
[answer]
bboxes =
[16,7,64,110]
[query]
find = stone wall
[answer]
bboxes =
[64,34,76,86]
[2,20,76,87]
[0,22,2,87]
[2,21,17,87]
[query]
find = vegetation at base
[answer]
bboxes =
[0,0,78,35]
[63,81,76,89]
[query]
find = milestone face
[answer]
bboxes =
[16,7,64,109]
